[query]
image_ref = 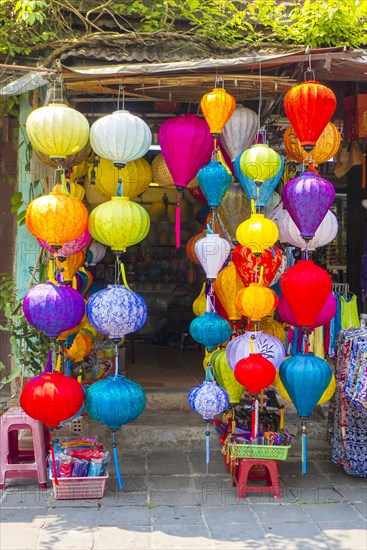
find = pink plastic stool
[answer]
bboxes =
[233,459,281,499]
[0,407,48,490]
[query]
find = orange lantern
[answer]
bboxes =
[186,231,206,265]
[52,180,86,201]
[26,192,88,246]
[200,86,236,137]
[213,262,244,322]
[284,123,341,165]
[236,284,278,322]
[284,80,336,151]
[66,331,93,362]
[56,250,86,282]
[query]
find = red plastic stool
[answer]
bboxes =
[0,407,48,490]
[233,459,281,499]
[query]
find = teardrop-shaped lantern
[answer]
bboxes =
[221,106,258,161]
[197,161,232,208]
[236,214,278,256]
[278,209,338,251]
[189,312,232,351]
[90,110,152,167]
[284,81,337,151]
[217,182,251,242]
[282,172,335,240]
[235,154,284,207]
[239,144,282,184]
[200,87,236,137]
[236,284,278,322]
[195,233,231,281]
[26,103,90,161]
[226,330,285,371]
[90,157,152,198]
[212,262,244,321]
[211,349,245,404]
[284,123,341,165]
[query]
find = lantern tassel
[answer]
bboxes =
[50,434,58,486]
[112,430,124,490]
[175,188,182,249]
[205,421,210,474]
[301,420,307,475]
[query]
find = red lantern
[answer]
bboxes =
[234,353,276,394]
[232,245,282,287]
[284,81,336,151]
[20,372,84,427]
[279,260,331,329]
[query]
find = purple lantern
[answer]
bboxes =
[23,282,85,338]
[38,227,91,258]
[282,172,335,240]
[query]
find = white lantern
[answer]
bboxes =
[226,331,285,371]
[195,234,231,281]
[279,209,338,251]
[88,242,106,265]
[90,110,152,167]
[221,106,258,161]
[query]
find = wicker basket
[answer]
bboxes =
[50,471,108,500]
[230,444,291,461]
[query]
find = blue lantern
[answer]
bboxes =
[86,285,147,340]
[85,375,146,489]
[190,312,232,351]
[234,155,284,208]
[197,161,232,208]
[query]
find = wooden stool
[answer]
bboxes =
[0,407,48,490]
[233,459,281,499]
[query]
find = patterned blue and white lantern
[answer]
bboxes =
[86,285,147,340]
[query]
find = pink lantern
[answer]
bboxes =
[38,227,91,258]
[278,293,336,328]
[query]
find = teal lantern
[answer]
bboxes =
[190,312,232,351]
[234,155,284,208]
[197,161,232,208]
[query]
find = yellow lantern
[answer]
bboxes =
[259,316,286,345]
[26,192,89,246]
[200,87,236,137]
[26,103,90,161]
[193,282,207,316]
[89,196,150,252]
[89,157,152,198]
[284,122,341,166]
[84,178,109,207]
[56,250,86,281]
[275,372,336,405]
[236,214,278,256]
[213,262,244,322]
[58,313,97,342]
[66,331,93,362]
[236,284,277,321]
[151,153,198,188]
[52,180,85,201]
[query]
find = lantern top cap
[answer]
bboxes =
[111,196,129,201]
[112,110,131,115]
[251,144,270,148]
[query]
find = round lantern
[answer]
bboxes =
[212,262,244,321]
[89,197,150,252]
[186,231,206,265]
[66,331,93,362]
[188,380,229,419]
[151,153,198,189]
[226,330,285,371]
[38,227,91,259]
[90,110,152,167]
[279,209,338,251]
[221,105,258,161]
[235,154,284,208]
[20,372,85,427]
[239,144,282,184]
[23,282,85,338]
[284,123,341,165]
[284,81,337,151]
[197,161,232,208]
[26,103,90,161]
[189,312,232,351]
[200,87,236,137]
[86,285,147,339]
[87,241,106,265]
[279,260,332,329]
[217,182,251,242]
[56,250,86,282]
[282,172,335,240]
[234,354,276,395]
[195,233,231,281]
[236,284,278,321]
[84,177,109,207]
[232,244,282,287]
[90,157,152,198]
[26,192,89,246]
[211,349,245,404]
[52,180,85,201]
[236,214,278,256]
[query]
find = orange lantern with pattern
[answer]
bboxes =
[200,85,236,137]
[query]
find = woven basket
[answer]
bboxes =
[50,471,108,500]
[230,444,291,461]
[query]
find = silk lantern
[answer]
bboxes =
[85,177,109,207]
[235,154,284,208]
[226,330,285,371]
[195,233,231,281]
[221,105,258,161]
[284,80,337,151]
[189,312,232,351]
[26,192,88,247]
[211,349,245,404]
[259,316,286,344]
[278,209,338,251]
[232,245,282,287]
[236,284,278,322]
[200,87,236,137]
[236,214,278,256]
[87,241,106,265]
[197,161,232,208]
[192,282,207,316]
[26,103,89,161]
[235,354,276,395]
[56,250,86,282]
[89,196,150,252]
[284,123,341,165]
[90,110,152,167]
[282,172,335,240]
[90,157,152,198]
[38,227,91,259]
[239,144,282,184]
[85,374,146,489]
[186,231,206,265]
[217,182,251,242]
[213,262,244,322]
[20,372,85,427]
[66,331,93,362]
[278,292,336,329]
[279,260,332,329]
[87,285,147,340]
[23,282,85,338]
[275,372,336,406]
